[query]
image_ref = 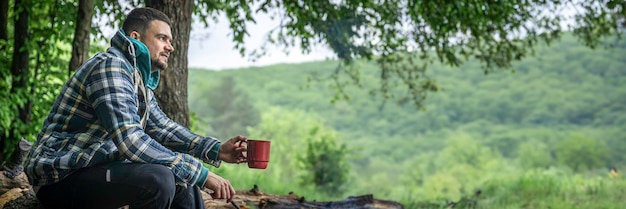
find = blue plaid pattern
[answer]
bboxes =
[25,31,220,188]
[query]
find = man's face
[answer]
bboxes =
[139,20,174,71]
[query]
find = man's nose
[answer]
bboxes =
[166,43,174,52]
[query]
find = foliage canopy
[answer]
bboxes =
[98,0,625,107]
[208,0,625,107]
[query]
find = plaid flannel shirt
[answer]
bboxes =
[25,31,221,188]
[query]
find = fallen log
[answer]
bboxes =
[202,185,404,209]
[0,138,38,209]
[1,138,33,195]
[0,187,38,209]
[0,185,404,209]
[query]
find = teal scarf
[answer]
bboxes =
[120,29,160,90]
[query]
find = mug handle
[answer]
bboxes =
[238,141,248,159]
[237,140,247,148]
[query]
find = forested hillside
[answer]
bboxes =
[187,34,626,206]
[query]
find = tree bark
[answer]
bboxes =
[2,138,31,179]
[145,0,193,128]
[0,0,8,44]
[69,0,94,72]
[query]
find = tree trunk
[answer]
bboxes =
[11,0,30,123]
[69,0,94,72]
[0,0,9,166]
[0,0,8,44]
[3,0,31,165]
[145,0,193,128]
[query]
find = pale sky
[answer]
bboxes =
[187,14,335,70]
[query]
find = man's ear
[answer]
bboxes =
[129,31,141,39]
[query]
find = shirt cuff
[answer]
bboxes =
[207,142,221,161]
[203,142,222,168]
[195,166,209,188]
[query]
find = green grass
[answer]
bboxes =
[210,161,626,209]
[401,170,626,209]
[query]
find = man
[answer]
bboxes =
[24,7,246,209]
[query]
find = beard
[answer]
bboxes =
[152,58,168,71]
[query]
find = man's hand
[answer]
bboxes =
[204,172,236,202]
[218,135,247,164]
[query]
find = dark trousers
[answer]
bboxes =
[36,162,205,209]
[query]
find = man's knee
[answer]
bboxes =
[116,164,177,208]
[135,164,176,198]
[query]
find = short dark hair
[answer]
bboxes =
[122,7,172,35]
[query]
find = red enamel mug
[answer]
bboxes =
[240,139,271,169]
